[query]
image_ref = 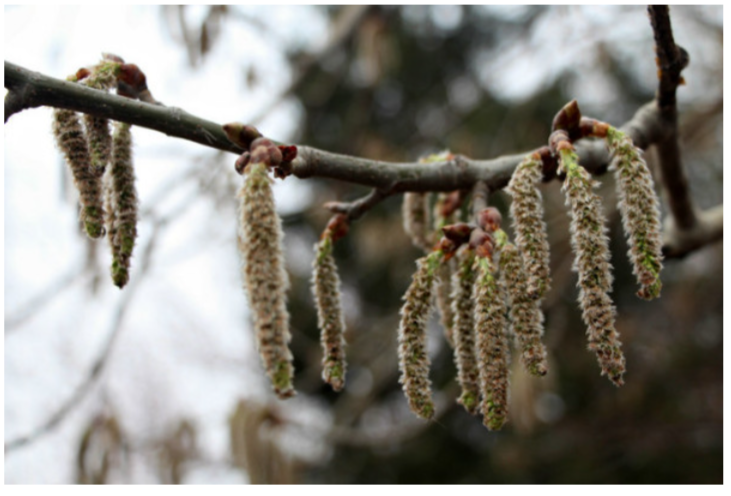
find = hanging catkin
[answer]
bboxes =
[238,161,295,399]
[312,235,347,391]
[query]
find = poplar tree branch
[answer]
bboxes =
[3,57,721,257]
[647,5,697,231]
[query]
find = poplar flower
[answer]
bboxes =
[52,106,105,239]
[451,247,480,414]
[506,153,551,299]
[108,122,138,288]
[473,256,510,431]
[312,234,347,392]
[559,148,625,386]
[397,252,441,420]
[606,126,663,300]
[80,59,121,173]
[239,161,295,399]
[435,262,456,348]
[402,192,432,251]
[499,241,548,377]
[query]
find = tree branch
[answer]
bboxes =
[647,6,697,230]
[4,59,721,256]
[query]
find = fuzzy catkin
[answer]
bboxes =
[506,154,551,299]
[312,236,347,391]
[52,107,106,239]
[499,242,548,377]
[108,122,138,288]
[397,253,439,420]
[402,192,432,251]
[80,60,121,172]
[239,161,295,399]
[606,127,663,300]
[450,248,481,414]
[559,149,625,386]
[435,261,456,348]
[473,257,510,431]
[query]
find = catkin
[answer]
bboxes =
[559,149,625,386]
[397,253,440,419]
[80,61,119,173]
[499,242,548,377]
[239,161,295,399]
[435,262,456,347]
[506,154,551,299]
[52,107,105,239]
[450,247,481,414]
[108,122,138,288]
[402,192,432,251]
[606,127,663,300]
[473,257,510,430]
[312,236,347,391]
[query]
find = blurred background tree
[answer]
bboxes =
[4,5,722,484]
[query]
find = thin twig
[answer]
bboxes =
[323,188,391,221]
[646,6,697,230]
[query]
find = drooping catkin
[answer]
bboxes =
[506,153,551,299]
[435,261,456,347]
[107,122,138,288]
[499,241,548,377]
[606,126,663,300]
[559,148,625,386]
[52,106,106,239]
[397,252,440,419]
[451,247,481,414]
[312,235,347,392]
[80,62,120,173]
[239,161,295,399]
[473,256,510,431]
[402,192,432,251]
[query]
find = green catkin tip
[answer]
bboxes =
[312,234,348,392]
[605,126,663,300]
[558,148,625,386]
[239,161,295,399]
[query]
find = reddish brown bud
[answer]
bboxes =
[552,99,582,140]
[548,129,572,155]
[536,146,558,182]
[235,152,251,175]
[579,117,609,138]
[250,139,282,167]
[279,145,298,163]
[222,123,263,150]
[440,190,464,218]
[442,222,473,246]
[436,237,457,259]
[469,228,494,259]
[75,68,91,81]
[325,214,349,242]
[118,64,147,90]
[477,207,502,233]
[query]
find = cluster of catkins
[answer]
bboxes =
[229,100,663,431]
[52,54,153,288]
[398,101,663,429]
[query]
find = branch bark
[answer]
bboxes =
[3,59,721,257]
